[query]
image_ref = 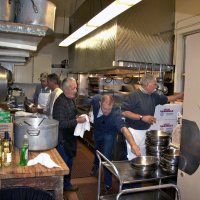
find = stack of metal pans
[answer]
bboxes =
[160,147,180,174]
[146,130,171,159]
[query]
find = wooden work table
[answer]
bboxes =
[0,148,69,200]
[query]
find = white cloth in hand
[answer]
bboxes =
[27,153,60,168]
[15,111,34,117]
[89,111,94,123]
[74,114,90,138]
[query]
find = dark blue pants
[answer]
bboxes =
[56,144,73,190]
[94,133,115,188]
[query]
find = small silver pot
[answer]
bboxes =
[0,0,15,22]
[14,117,59,151]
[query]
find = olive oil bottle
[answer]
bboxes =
[2,131,12,167]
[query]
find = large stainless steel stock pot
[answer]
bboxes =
[14,117,59,151]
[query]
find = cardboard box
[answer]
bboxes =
[0,111,11,123]
[154,104,183,120]
[0,123,13,142]
[149,119,177,133]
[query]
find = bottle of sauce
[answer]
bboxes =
[19,134,29,166]
[2,131,12,167]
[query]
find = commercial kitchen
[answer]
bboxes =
[0,0,199,200]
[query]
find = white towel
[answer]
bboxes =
[89,111,94,123]
[15,111,34,117]
[27,153,60,168]
[74,114,90,138]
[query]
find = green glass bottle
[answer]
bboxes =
[19,134,29,166]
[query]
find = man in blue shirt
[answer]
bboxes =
[90,94,140,192]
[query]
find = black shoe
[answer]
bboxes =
[64,185,79,192]
[90,165,98,176]
[104,186,112,194]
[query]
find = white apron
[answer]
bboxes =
[126,128,147,160]
[38,90,50,109]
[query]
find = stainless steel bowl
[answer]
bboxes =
[131,156,159,176]
[131,156,158,167]
[160,163,178,174]
[161,148,180,159]
[146,137,170,146]
[146,130,171,139]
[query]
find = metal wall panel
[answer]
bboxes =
[115,0,175,65]
[70,20,117,72]
[69,0,175,72]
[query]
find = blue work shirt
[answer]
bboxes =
[91,95,125,136]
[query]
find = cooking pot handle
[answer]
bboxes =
[27,129,40,136]
[31,0,38,13]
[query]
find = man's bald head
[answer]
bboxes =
[100,95,114,116]
[101,95,113,105]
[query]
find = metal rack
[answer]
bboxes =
[100,184,181,200]
[96,151,180,200]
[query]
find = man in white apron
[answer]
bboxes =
[33,72,51,110]
[121,74,184,160]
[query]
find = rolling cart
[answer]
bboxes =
[96,150,181,200]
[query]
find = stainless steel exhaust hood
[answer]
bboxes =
[68,0,175,73]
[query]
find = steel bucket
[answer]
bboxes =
[14,117,59,151]
[15,0,56,30]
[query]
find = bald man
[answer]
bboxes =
[90,94,140,193]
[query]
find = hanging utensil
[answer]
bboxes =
[145,63,148,75]
[151,63,154,75]
[31,0,38,13]
[137,63,141,84]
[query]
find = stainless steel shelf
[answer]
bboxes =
[96,151,178,200]
[100,190,175,200]
[103,161,176,185]
[0,21,52,64]
[0,21,52,36]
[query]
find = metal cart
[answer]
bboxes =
[96,150,181,200]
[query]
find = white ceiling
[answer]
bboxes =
[50,0,86,17]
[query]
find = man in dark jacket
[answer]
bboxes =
[53,77,86,191]
[90,94,140,192]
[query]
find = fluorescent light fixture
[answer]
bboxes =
[59,0,142,47]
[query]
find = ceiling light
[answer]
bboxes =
[59,0,142,47]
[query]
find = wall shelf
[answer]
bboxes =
[0,21,53,64]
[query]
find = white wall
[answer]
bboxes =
[37,36,68,65]
[174,0,200,91]
[175,1,200,200]
[177,32,200,200]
